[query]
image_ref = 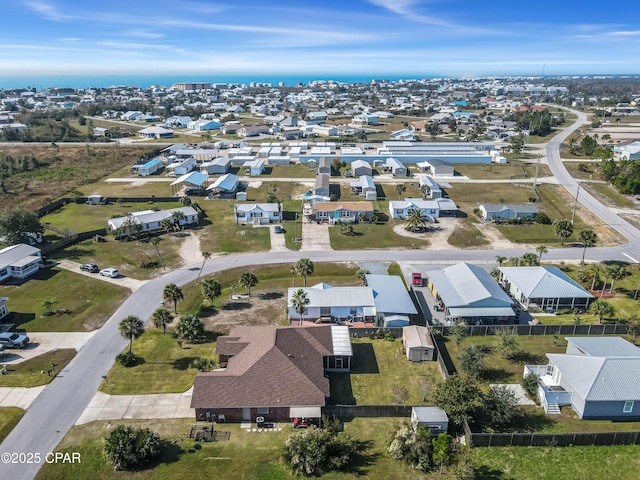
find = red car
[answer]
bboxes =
[412,273,423,286]
[293,417,318,428]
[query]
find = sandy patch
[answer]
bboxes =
[392,218,461,250]
[179,232,202,267]
[200,290,287,333]
[475,223,530,250]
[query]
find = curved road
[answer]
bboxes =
[2,110,639,480]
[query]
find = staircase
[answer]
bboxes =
[545,402,561,414]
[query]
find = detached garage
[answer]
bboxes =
[402,325,435,362]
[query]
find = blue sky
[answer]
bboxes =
[2,0,639,77]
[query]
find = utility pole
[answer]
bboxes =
[571,184,580,225]
[533,154,541,192]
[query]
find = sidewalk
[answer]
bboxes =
[1,331,97,365]
[0,386,46,409]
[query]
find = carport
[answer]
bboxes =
[289,406,322,419]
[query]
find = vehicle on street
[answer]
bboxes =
[99,268,120,278]
[80,263,99,273]
[0,331,30,349]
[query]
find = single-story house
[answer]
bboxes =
[317,158,332,175]
[388,198,439,221]
[384,157,407,177]
[200,157,231,175]
[138,126,174,139]
[524,337,640,419]
[0,244,44,282]
[121,111,142,121]
[402,325,435,362]
[92,127,108,137]
[206,173,240,196]
[315,201,373,224]
[426,263,516,324]
[418,175,442,198]
[417,159,455,177]
[191,325,352,422]
[170,171,209,195]
[220,123,241,135]
[171,157,197,176]
[390,128,414,141]
[238,125,270,137]
[312,126,337,137]
[351,159,372,177]
[137,114,161,123]
[175,149,218,161]
[499,266,594,312]
[287,274,416,327]
[188,119,221,132]
[165,116,193,128]
[411,407,448,434]
[0,297,8,320]
[108,206,199,238]
[314,173,330,198]
[234,203,282,225]
[479,204,539,221]
[242,159,265,176]
[132,158,163,176]
[350,175,377,199]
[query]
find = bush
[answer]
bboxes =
[190,357,217,372]
[534,212,551,224]
[521,372,539,400]
[116,351,139,367]
[284,427,356,476]
[103,425,161,471]
[388,425,433,472]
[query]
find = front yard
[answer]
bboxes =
[0,349,76,388]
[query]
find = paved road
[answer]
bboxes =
[2,109,640,479]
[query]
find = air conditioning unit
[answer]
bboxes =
[256,416,265,423]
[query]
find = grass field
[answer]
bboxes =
[0,268,129,331]
[76,178,175,198]
[0,349,76,387]
[582,182,637,209]
[328,220,430,250]
[0,408,25,444]
[37,417,429,480]
[447,218,489,248]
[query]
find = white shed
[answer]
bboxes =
[411,407,448,434]
[402,325,435,362]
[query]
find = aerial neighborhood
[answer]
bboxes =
[2,75,640,478]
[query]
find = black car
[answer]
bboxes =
[80,263,99,273]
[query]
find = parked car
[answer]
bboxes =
[412,273,423,286]
[273,225,285,234]
[99,268,120,278]
[80,263,99,273]
[0,331,30,349]
[292,417,318,429]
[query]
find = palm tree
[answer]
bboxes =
[171,210,186,230]
[355,267,370,286]
[395,183,406,199]
[230,281,239,300]
[175,313,204,343]
[163,283,184,314]
[290,289,310,326]
[578,229,598,264]
[405,208,430,232]
[196,251,211,282]
[589,264,602,291]
[240,272,258,296]
[290,267,296,287]
[161,219,173,235]
[590,299,614,324]
[607,264,627,293]
[119,315,144,354]
[149,237,165,270]
[151,307,173,334]
[509,256,521,267]
[495,256,507,267]
[201,277,222,306]
[294,258,314,287]
[536,245,548,262]
[521,252,540,266]
[180,195,192,207]
[553,220,573,246]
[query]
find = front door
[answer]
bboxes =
[242,408,251,421]
[335,357,343,370]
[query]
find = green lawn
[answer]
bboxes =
[471,445,640,480]
[73,179,175,198]
[282,200,303,250]
[0,349,76,387]
[263,164,317,178]
[37,417,428,480]
[453,163,529,180]
[0,408,25,443]
[101,330,217,395]
[0,268,129,331]
[582,182,636,209]
[329,338,442,405]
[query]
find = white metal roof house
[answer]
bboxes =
[384,157,407,177]
[108,207,198,238]
[524,337,640,419]
[132,158,163,176]
[350,175,377,199]
[242,159,265,176]
[479,204,539,221]
[350,159,372,177]
[0,244,44,282]
[138,126,174,139]
[188,119,221,132]
[170,171,209,195]
[418,175,442,198]
[165,115,193,128]
[234,203,282,225]
[200,157,231,175]
[206,173,240,196]
[403,325,435,362]
[388,198,440,221]
[499,266,594,312]
[425,263,515,324]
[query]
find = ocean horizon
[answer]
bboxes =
[0,73,440,90]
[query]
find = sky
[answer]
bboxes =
[1,0,640,80]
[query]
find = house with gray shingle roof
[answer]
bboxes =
[525,337,640,419]
[191,325,352,422]
[499,266,594,311]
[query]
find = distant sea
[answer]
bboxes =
[0,73,437,90]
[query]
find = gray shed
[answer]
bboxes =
[402,325,435,362]
[411,407,448,434]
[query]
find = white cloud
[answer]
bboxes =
[24,0,74,21]
[367,0,450,26]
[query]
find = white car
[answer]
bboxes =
[99,268,120,278]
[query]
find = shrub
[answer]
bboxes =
[115,351,139,367]
[521,372,540,400]
[388,425,433,472]
[284,427,356,476]
[103,425,161,471]
[190,357,217,372]
[534,212,551,224]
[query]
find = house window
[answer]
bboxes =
[545,365,554,376]
[350,307,357,315]
[624,401,634,413]
[335,357,343,369]
[320,307,331,317]
[257,407,269,414]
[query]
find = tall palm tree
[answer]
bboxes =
[590,299,614,324]
[405,208,431,232]
[509,256,521,267]
[495,256,507,267]
[196,251,211,282]
[290,267,296,287]
[240,272,258,296]
[536,245,548,262]
[119,315,144,354]
[521,253,540,266]
[553,220,573,246]
[294,258,314,287]
[589,264,602,291]
[230,281,239,299]
[395,183,406,199]
[355,267,370,286]
[163,283,184,314]
[151,307,173,334]
[201,277,222,306]
[290,289,310,326]
[578,229,598,264]
[161,219,173,235]
[149,237,165,270]
[171,210,186,230]
[607,264,627,293]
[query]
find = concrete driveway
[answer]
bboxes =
[1,332,97,365]
[76,388,194,425]
[269,225,289,252]
[0,387,46,409]
[300,221,332,251]
[56,260,147,291]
